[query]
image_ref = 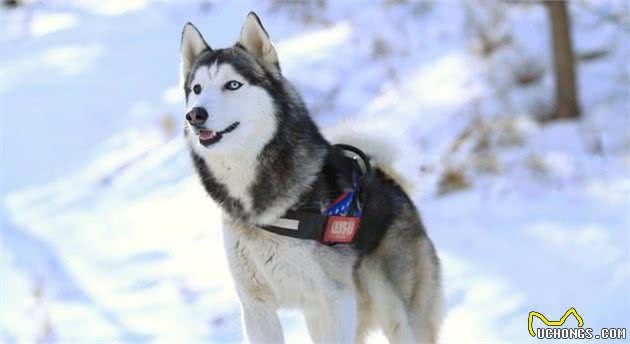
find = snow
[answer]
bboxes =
[1,1,629,343]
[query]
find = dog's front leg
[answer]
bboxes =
[223,226,284,343]
[240,295,284,344]
[304,289,357,344]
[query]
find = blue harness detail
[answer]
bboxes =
[326,171,362,217]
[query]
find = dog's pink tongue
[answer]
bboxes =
[199,130,215,140]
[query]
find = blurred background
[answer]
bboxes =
[0,0,628,343]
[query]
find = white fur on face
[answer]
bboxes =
[185,62,277,152]
[185,62,277,213]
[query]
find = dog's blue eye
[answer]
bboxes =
[193,84,202,95]
[225,80,243,91]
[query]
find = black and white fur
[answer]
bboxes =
[181,12,442,343]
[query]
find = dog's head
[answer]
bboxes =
[181,13,280,155]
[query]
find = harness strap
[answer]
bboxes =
[261,210,328,240]
[259,144,371,244]
[334,143,372,175]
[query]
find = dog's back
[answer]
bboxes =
[329,131,442,341]
[353,166,442,342]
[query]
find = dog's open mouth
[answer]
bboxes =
[198,122,240,146]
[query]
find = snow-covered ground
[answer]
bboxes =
[1,1,629,343]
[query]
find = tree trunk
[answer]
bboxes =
[546,0,580,119]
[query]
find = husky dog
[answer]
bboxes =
[181,12,442,344]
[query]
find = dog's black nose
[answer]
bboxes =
[186,107,208,125]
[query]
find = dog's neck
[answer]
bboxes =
[190,119,344,225]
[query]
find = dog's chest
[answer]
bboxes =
[224,223,357,307]
[195,149,259,212]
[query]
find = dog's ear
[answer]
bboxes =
[181,23,211,85]
[239,12,279,68]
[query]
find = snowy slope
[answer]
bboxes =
[1,1,629,343]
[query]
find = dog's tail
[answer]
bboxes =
[324,120,419,194]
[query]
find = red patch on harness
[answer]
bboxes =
[323,216,360,243]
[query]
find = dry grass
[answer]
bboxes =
[577,48,610,62]
[474,154,501,174]
[465,0,512,57]
[512,58,545,86]
[529,97,556,123]
[159,113,177,139]
[270,0,327,23]
[437,167,471,196]
[495,118,526,147]
[526,154,548,175]
[371,36,392,59]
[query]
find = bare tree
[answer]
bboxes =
[546,0,580,119]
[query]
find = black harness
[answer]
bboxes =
[259,144,371,244]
